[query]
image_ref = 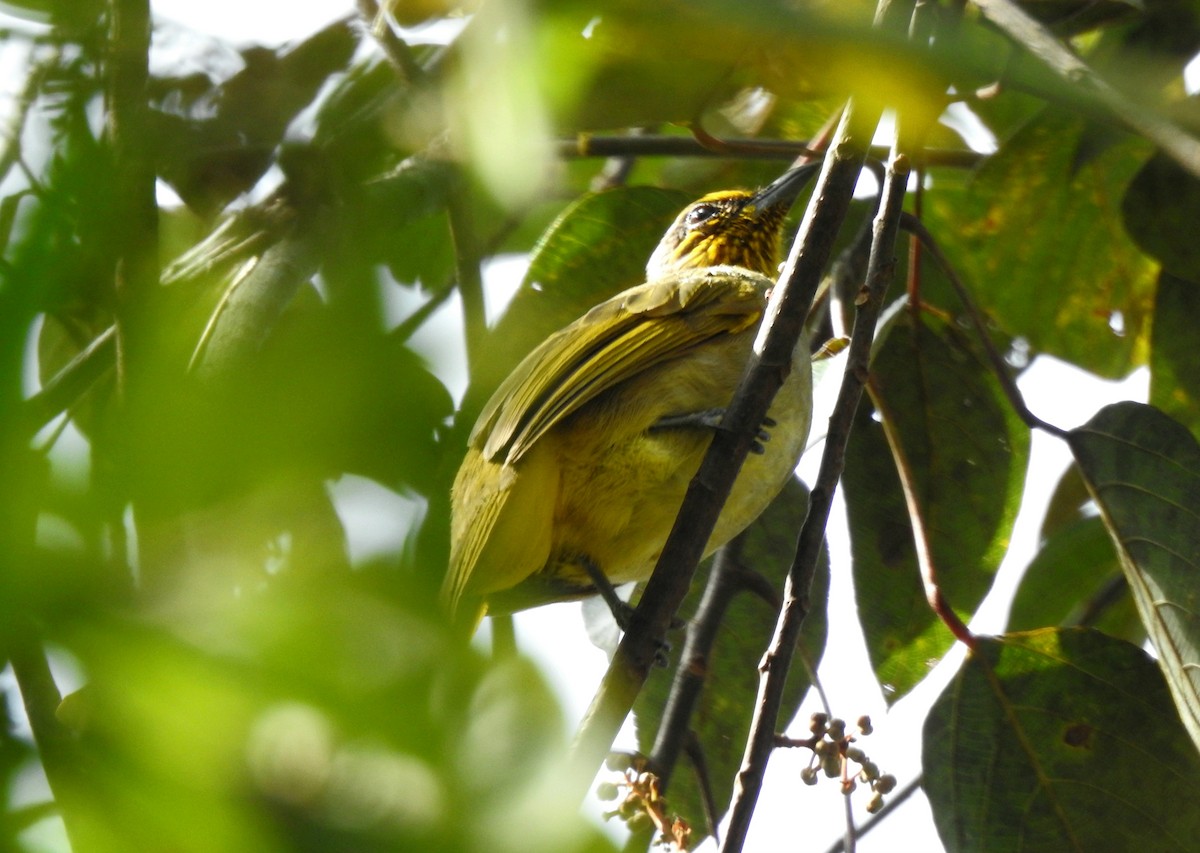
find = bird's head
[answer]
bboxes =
[645,163,818,280]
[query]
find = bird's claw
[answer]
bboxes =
[653,408,776,454]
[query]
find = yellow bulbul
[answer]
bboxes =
[444,166,818,628]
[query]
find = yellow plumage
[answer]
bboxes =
[445,167,817,628]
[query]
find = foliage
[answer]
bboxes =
[0,1,1199,852]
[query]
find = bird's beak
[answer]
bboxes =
[747,162,821,219]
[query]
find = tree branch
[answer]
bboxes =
[558,135,982,169]
[106,0,158,400]
[719,142,909,853]
[8,633,85,851]
[646,536,748,794]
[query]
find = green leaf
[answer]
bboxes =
[1068,401,1200,756]
[1150,272,1200,437]
[633,478,828,845]
[924,109,1157,378]
[843,311,1029,702]
[1008,516,1142,643]
[1122,151,1200,280]
[924,629,1200,853]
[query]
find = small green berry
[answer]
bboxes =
[596,782,620,801]
[822,754,841,778]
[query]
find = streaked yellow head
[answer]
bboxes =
[645,164,817,280]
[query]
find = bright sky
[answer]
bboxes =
[153,0,350,44]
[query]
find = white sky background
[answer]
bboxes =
[6,2,1158,851]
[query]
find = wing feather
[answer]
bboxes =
[473,267,769,465]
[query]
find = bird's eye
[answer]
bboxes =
[684,204,720,228]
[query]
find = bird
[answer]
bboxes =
[443,165,819,630]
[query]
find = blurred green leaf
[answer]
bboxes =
[924,109,1157,378]
[1068,401,1200,757]
[52,570,617,853]
[924,629,1200,853]
[1149,272,1200,437]
[633,478,828,845]
[151,20,360,218]
[843,310,1029,702]
[1122,149,1200,280]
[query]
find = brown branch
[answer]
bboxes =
[646,536,748,792]
[560,135,983,169]
[569,113,879,803]
[719,139,907,853]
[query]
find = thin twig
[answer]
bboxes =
[22,326,116,438]
[8,633,84,851]
[647,536,748,792]
[0,45,58,188]
[718,139,906,853]
[560,135,983,169]
[899,213,1069,439]
[446,179,487,375]
[867,377,976,648]
[356,0,426,84]
[820,775,923,853]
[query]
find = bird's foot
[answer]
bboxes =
[581,559,677,666]
[651,408,774,454]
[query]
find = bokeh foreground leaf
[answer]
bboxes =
[1068,401,1200,756]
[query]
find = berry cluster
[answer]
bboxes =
[597,754,690,851]
[789,713,897,814]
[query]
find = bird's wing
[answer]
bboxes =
[472,267,769,465]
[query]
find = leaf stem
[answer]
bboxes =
[899,213,1069,439]
[867,377,976,649]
